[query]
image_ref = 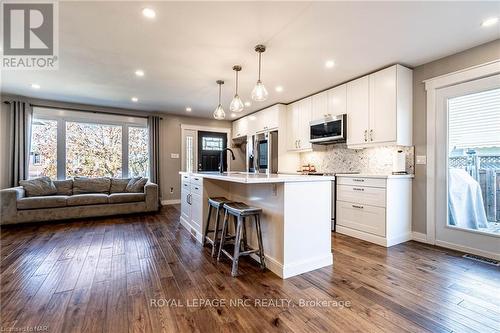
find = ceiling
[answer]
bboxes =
[2,1,499,119]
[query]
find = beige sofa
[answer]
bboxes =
[0,177,159,225]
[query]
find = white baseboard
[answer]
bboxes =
[435,240,500,261]
[161,199,181,206]
[281,254,333,279]
[411,232,432,244]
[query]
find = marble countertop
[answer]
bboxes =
[335,173,415,179]
[179,172,335,184]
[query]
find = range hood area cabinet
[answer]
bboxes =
[311,84,347,120]
[346,65,413,148]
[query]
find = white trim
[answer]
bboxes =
[179,125,233,173]
[161,199,181,206]
[425,59,500,249]
[435,240,500,261]
[411,232,432,244]
[280,254,333,279]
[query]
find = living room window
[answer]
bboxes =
[29,108,149,180]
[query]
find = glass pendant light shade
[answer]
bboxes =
[252,44,268,102]
[229,65,244,112]
[251,80,268,102]
[213,104,225,120]
[213,80,225,120]
[230,94,244,112]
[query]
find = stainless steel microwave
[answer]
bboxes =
[309,114,347,144]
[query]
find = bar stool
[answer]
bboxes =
[217,202,266,277]
[203,197,232,257]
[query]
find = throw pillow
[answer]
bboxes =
[53,179,73,196]
[126,177,148,193]
[110,178,130,193]
[19,177,57,197]
[73,177,111,194]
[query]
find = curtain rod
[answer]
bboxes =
[3,101,162,120]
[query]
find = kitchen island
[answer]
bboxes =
[179,172,334,278]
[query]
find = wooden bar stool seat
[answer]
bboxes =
[217,202,266,277]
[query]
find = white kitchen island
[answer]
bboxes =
[179,172,334,279]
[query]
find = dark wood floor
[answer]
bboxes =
[1,205,499,333]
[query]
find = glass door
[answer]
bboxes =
[435,74,500,259]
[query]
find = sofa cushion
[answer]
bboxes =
[110,178,130,193]
[67,194,108,206]
[17,195,68,210]
[19,177,57,197]
[73,177,111,194]
[53,179,73,196]
[108,192,146,204]
[126,177,148,193]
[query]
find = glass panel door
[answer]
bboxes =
[435,74,500,260]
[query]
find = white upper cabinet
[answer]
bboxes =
[312,84,347,121]
[286,97,312,152]
[311,91,329,120]
[253,105,280,133]
[346,65,412,148]
[232,117,248,139]
[328,84,347,116]
[347,76,370,146]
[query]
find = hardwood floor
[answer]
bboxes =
[1,205,499,333]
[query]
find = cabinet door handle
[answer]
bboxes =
[364,130,367,142]
[352,204,364,209]
[352,187,364,191]
[298,139,301,148]
[194,187,199,190]
[370,129,373,141]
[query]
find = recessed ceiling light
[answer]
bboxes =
[135,69,145,77]
[325,60,335,68]
[142,8,156,19]
[231,113,237,118]
[185,107,192,112]
[481,17,499,27]
[275,86,283,92]
[31,83,40,89]
[244,101,251,107]
[249,115,256,121]
[131,97,138,102]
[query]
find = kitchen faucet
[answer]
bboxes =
[219,148,236,174]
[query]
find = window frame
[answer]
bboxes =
[30,108,149,180]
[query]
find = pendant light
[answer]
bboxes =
[229,65,244,112]
[251,44,268,102]
[213,80,225,120]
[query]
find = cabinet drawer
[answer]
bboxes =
[336,201,386,237]
[190,183,203,196]
[191,175,203,186]
[181,174,190,184]
[337,176,386,188]
[337,185,386,207]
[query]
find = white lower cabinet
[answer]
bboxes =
[180,174,203,241]
[336,176,412,247]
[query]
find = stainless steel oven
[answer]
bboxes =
[310,114,347,144]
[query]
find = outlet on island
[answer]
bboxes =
[170,187,174,194]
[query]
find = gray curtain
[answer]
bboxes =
[148,116,160,186]
[9,101,32,187]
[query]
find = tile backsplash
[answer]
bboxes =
[300,144,415,174]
